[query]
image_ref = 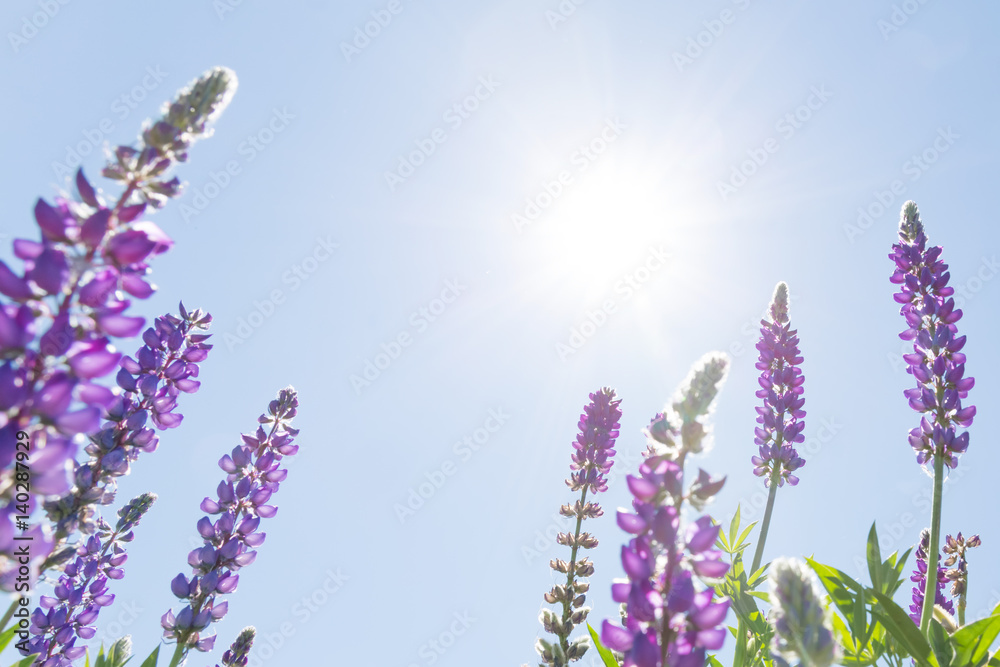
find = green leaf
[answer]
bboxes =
[708,656,725,667]
[950,614,1000,667]
[13,657,38,667]
[853,588,868,646]
[0,627,18,654]
[807,558,865,629]
[928,619,954,667]
[587,623,619,667]
[868,589,935,667]
[736,522,759,551]
[730,505,742,547]
[867,522,883,593]
[137,646,159,667]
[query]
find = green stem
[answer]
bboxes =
[920,453,945,636]
[168,643,187,667]
[558,486,589,658]
[750,469,780,575]
[958,577,967,627]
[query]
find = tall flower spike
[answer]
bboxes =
[750,282,806,488]
[602,355,731,667]
[646,353,729,461]
[43,305,212,548]
[217,626,256,667]
[22,493,155,666]
[768,558,838,667]
[536,388,621,667]
[0,67,235,592]
[162,388,299,661]
[890,201,973,634]
[909,528,954,625]
[941,532,980,625]
[749,283,806,574]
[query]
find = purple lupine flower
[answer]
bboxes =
[768,558,838,667]
[909,528,954,624]
[601,453,730,667]
[601,355,731,667]
[162,388,299,655]
[890,202,976,469]
[217,627,256,667]
[0,67,236,591]
[646,353,729,462]
[942,532,980,625]
[536,388,622,666]
[22,493,155,666]
[750,283,806,487]
[942,532,980,597]
[43,305,212,544]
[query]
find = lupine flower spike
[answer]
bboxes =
[768,558,838,667]
[942,532,980,626]
[909,528,954,626]
[42,305,211,562]
[216,626,256,667]
[602,353,730,667]
[890,201,975,634]
[0,67,236,592]
[535,388,621,667]
[162,387,299,667]
[749,282,806,574]
[22,493,156,667]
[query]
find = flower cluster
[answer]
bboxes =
[942,532,980,598]
[646,353,729,461]
[162,388,299,655]
[216,626,256,667]
[768,558,838,667]
[43,305,212,545]
[602,354,730,667]
[23,493,156,667]
[750,283,806,488]
[535,388,622,666]
[0,67,236,591]
[601,452,730,667]
[890,201,976,469]
[909,528,954,625]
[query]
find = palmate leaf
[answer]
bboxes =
[868,589,937,667]
[950,614,1000,667]
[587,624,620,667]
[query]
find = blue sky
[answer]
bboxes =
[2,1,1000,665]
